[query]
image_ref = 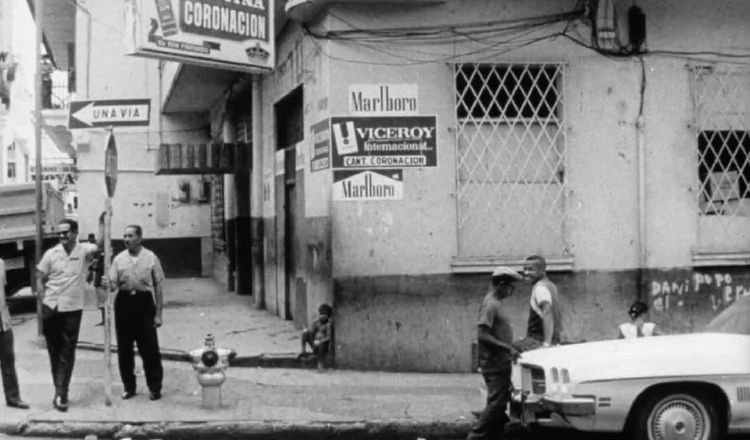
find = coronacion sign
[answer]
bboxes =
[125,0,274,72]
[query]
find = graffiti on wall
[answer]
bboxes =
[650,271,750,314]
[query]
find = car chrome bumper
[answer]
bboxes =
[538,395,596,416]
[511,390,596,425]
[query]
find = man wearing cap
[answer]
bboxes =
[467,266,522,440]
[515,255,564,352]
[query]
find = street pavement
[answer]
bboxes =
[1,278,482,439]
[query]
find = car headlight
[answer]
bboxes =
[560,367,570,393]
[561,368,570,384]
[549,366,571,394]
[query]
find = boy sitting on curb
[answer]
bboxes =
[300,303,334,369]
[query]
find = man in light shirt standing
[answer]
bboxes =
[37,219,99,411]
[107,224,165,401]
[515,255,564,351]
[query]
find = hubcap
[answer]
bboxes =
[649,396,708,440]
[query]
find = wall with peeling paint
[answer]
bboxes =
[322,0,750,371]
[250,0,750,370]
[646,268,750,334]
[335,270,639,372]
[258,22,334,328]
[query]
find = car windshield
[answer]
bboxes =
[705,293,750,334]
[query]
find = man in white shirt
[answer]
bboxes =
[515,255,564,351]
[37,219,99,411]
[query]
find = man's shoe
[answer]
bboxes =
[7,399,30,409]
[149,391,161,401]
[121,391,136,400]
[53,395,68,412]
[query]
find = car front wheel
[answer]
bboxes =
[631,392,720,440]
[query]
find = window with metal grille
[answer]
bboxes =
[691,66,750,252]
[698,131,750,215]
[454,64,568,258]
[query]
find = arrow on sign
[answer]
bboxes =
[68,99,151,129]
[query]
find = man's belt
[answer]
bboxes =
[118,289,150,296]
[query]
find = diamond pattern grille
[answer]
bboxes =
[454,64,568,257]
[691,66,750,249]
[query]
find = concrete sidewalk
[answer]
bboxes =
[1,277,482,439]
[76,278,305,367]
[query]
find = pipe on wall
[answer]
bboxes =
[636,57,647,272]
[637,113,646,268]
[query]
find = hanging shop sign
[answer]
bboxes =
[330,116,437,169]
[274,149,286,176]
[156,142,250,174]
[124,0,274,72]
[349,84,418,116]
[333,169,403,201]
[310,119,330,172]
[295,142,305,171]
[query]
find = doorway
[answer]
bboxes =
[275,86,303,321]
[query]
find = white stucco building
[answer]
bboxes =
[39,0,750,371]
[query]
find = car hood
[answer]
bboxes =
[519,333,750,383]
[706,293,750,334]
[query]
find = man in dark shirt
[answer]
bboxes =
[467,266,523,440]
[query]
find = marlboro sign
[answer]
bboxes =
[124,0,274,73]
[333,169,404,201]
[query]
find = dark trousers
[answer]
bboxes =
[0,329,21,403]
[42,307,83,400]
[302,330,330,355]
[467,367,512,440]
[115,291,163,394]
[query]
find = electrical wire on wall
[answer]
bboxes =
[574,0,750,64]
[300,3,589,66]
[300,0,750,67]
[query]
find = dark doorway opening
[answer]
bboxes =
[275,86,303,321]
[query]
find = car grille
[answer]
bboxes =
[522,365,546,395]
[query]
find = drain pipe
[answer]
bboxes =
[637,116,646,266]
[636,57,647,297]
[251,75,265,308]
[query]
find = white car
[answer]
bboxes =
[511,298,750,440]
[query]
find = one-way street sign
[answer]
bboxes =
[68,99,151,129]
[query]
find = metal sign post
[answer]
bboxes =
[103,128,118,406]
[33,0,45,348]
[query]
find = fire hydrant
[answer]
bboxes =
[190,333,235,409]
